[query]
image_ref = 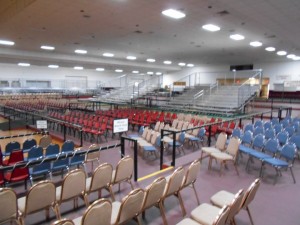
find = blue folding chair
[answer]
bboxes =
[245,134,266,171]
[260,143,297,184]
[270,118,279,126]
[4,141,21,157]
[244,124,254,133]
[273,124,283,135]
[253,127,264,137]
[69,148,86,171]
[22,139,37,153]
[231,127,242,139]
[187,128,206,149]
[264,128,275,140]
[277,131,289,146]
[239,130,253,156]
[26,146,43,161]
[284,126,295,138]
[45,143,60,157]
[263,121,272,130]
[254,120,263,128]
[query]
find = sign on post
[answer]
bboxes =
[36,120,47,129]
[113,118,128,133]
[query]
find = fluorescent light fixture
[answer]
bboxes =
[230,34,245,41]
[18,63,30,67]
[0,39,15,46]
[265,47,276,52]
[48,65,59,69]
[103,52,114,57]
[146,58,156,62]
[164,60,172,65]
[202,24,220,32]
[178,62,186,66]
[147,71,154,75]
[132,71,139,74]
[126,56,136,60]
[41,45,55,50]
[162,9,186,19]
[187,63,194,67]
[115,69,123,72]
[156,72,162,75]
[96,68,105,71]
[277,51,287,56]
[75,49,87,54]
[74,66,83,70]
[287,54,295,59]
[250,41,262,47]
[293,56,300,61]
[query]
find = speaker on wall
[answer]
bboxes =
[230,64,253,71]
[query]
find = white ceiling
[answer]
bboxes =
[0,0,300,74]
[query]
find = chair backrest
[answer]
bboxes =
[277,131,289,146]
[253,127,264,137]
[61,140,75,153]
[89,163,113,192]
[213,205,230,225]
[59,169,86,201]
[226,189,244,224]
[24,180,56,215]
[39,135,52,149]
[252,134,265,150]
[284,126,295,137]
[163,166,185,197]
[45,143,60,157]
[27,146,44,161]
[241,179,261,210]
[113,156,133,184]
[23,139,37,151]
[5,141,21,155]
[289,134,300,150]
[241,130,253,146]
[0,188,19,224]
[6,149,24,165]
[52,219,75,225]
[198,128,206,138]
[280,143,297,161]
[264,128,275,140]
[179,132,185,143]
[215,132,227,150]
[226,137,240,158]
[231,128,242,139]
[273,124,283,134]
[244,124,254,133]
[81,199,112,225]
[263,121,272,130]
[142,177,166,210]
[86,144,100,162]
[254,120,263,128]
[263,138,279,156]
[116,188,145,224]
[182,159,201,188]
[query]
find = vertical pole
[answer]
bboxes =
[160,129,164,170]
[80,129,83,147]
[252,116,255,124]
[120,137,125,157]
[171,131,176,167]
[63,124,66,142]
[208,125,212,147]
[133,139,138,181]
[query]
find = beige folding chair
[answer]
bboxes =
[201,132,227,161]
[210,179,261,225]
[140,177,166,220]
[52,219,75,225]
[181,159,201,205]
[111,188,145,225]
[85,144,100,172]
[159,166,186,225]
[0,188,21,225]
[18,180,58,225]
[73,199,112,225]
[176,205,230,225]
[110,156,134,192]
[208,137,241,176]
[56,169,88,218]
[85,163,115,203]
[190,189,244,225]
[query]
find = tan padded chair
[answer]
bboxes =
[208,137,241,176]
[191,189,244,225]
[210,179,261,225]
[110,156,134,192]
[111,188,145,225]
[85,163,114,203]
[56,169,88,218]
[39,135,52,149]
[201,132,227,161]
[181,159,201,205]
[73,199,112,225]
[160,166,186,225]
[85,144,100,172]
[140,177,166,220]
[0,188,20,225]
[18,180,58,225]
[176,205,230,225]
[52,219,75,225]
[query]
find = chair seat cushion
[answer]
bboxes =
[210,190,235,208]
[176,218,201,225]
[201,147,221,154]
[143,146,156,152]
[239,145,254,154]
[17,196,26,213]
[248,151,272,160]
[111,201,121,224]
[56,186,62,200]
[86,177,92,191]
[263,158,289,167]
[73,216,82,225]
[191,203,220,225]
[211,152,233,161]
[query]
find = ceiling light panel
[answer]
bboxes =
[146,58,156,62]
[293,56,300,61]
[277,51,287,56]
[162,9,186,19]
[75,49,87,54]
[48,65,59,68]
[178,62,186,66]
[115,69,123,72]
[41,45,55,50]
[0,39,15,46]
[287,54,295,59]
[187,64,194,67]
[250,41,262,47]
[164,60,172,64]
[96,68,105,71]
[202,24,220,32]
[18,63,30,67]
[265,47,276,52]
[103,53,114,57]
[156,72,162,75]
[74,66,84,70]
[132,71,139,74]
[230,34,245,41]
[147,71,154,75]
[126,56,136,60]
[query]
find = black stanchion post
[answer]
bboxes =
[80,129,83,147]
[120,137,125,157]
[239,118,242,128]
[208,125,212,147]
[171,131,176,167]
[260,113,263,120]
[63,124,66,142]
[8,116,11,131]
[278,108,282,121]
[252,116,255,124]
[133,139,138,181]
[160,129,164,170]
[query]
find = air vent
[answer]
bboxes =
[217,10,230,16]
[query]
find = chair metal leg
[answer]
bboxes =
[158,201,168,225]
[176,191,186,216]
[246,206,255,225]
[191,183,200,205]
[290,167,296,183]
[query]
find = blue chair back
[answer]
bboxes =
[289,135,300,150]
[198,128,206,138]
[69,149,85,168]
[241,130,253,146]
[271,118,279,125]
[22,139,37,152]
[138,126,144,135]
[280,118,290,128]
[265,128,275,140]
[155,136,161,147]
[179,132,185,143]
[254,120,263,128]
[61,140,75,153]
[252,134,264,150]
[284,126,295,138]
[263,121,272,130]
[277,131,289,146]
[45,143,60,157]
[280,143,297,161]
[5,141,21,156]
[27,146,43,161]
[273,124,283,134]
[231,128,242,138]
[253,127,264,137]
[263,138,279,156]
[244,124,254,133]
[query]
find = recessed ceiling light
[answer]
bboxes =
[115,69,123,72]
[48,65,59,69]
[147,72,154,75]
[277,51,287,56]
[41,45,55,50]
[162,9,186,19]
[293,56,300,61]
[230,34,245,41]
[74,66,84,70]
[103,52,114,57]
[265,47,276,52]
[96,68,105,71]
[178,62,186,66]
[18,62,30,67]
[126,56,136,60]
[0,39,15,46]
[146,58,156,62]
[250,41,262,47]
[187,64,194,67]
[75,49,87,54]
[132,71,139,74]
[287,54,295,59]
[156,72,162,75]
[202,24,220,32]
[164,60,172,65]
